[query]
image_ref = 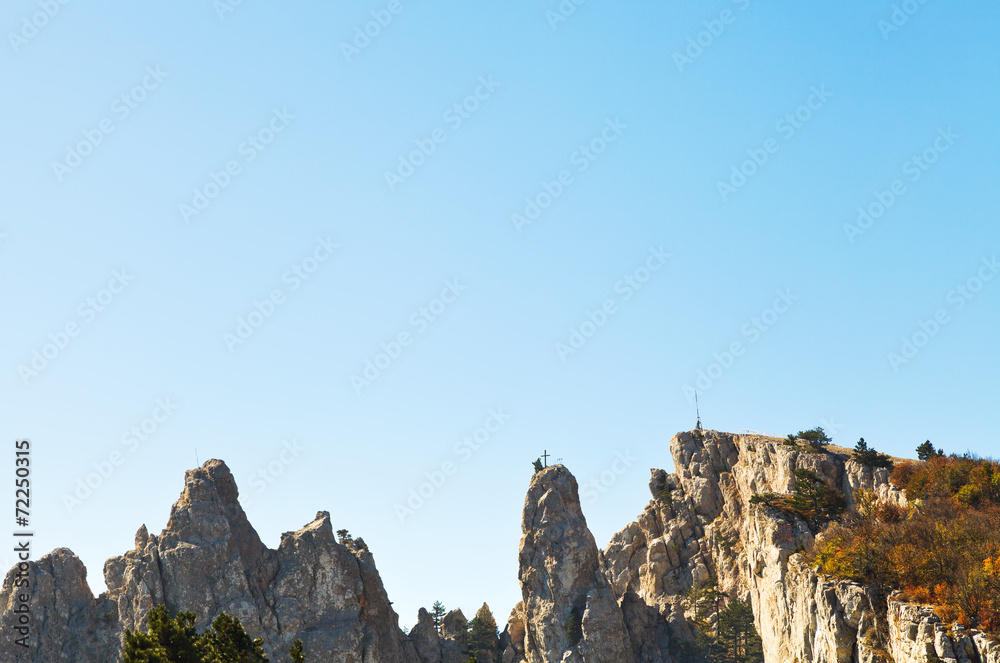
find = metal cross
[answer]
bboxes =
[542,450,550,467]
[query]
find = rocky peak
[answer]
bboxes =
[604,430,1000,663]
[2,459,420,663]
[409,606,469,663]
[6,436,1000,663]
[509,464,635,663]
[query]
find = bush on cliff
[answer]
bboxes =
[852,438,893,469]
[749,470,843,525]
[813,453,1000,634]
[786,427,832,453]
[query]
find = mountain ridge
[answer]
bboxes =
[3,431,999,662]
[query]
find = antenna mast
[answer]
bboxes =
[695,392,702,431]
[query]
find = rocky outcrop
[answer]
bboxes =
[509,465,636,663]
[0,548,120,662]
[5,432,1000,663]
[888,599,1000,663]
[1,460,419,663]
[409,607,470,663]
[602,430,1000,663]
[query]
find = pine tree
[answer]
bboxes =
[467,603,500,663]
[123,605,201,663]
[682,577,726,635]
[199,613,269,663]
[796,427,832,452]
[853,438,893,469]
[789,468,843,522]
[123,605,271,663]
[715,599,764,663]
[532,459,544,474]
[431,601,447,634]
[916,440,944,461]
[289,639,304,663]
[565,607,583,648]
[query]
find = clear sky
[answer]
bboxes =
[2,0,998,631]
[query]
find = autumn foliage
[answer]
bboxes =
[813,453,1000,634]
[890,454,1000,507]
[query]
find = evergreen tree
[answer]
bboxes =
[466,603,500,663]
[916,440,944,461]
[336,529,354,548]
[123,605,201,663]
[679,589,763,662]
[715,599,764,663]
[123,605,284,663]
[853,438,893,469]
[565,607,583,648]
[288,639,304,663]
[682,577,726,635]
[789,468,844,522]
[199,613,269,663]
[532,459,544,474]
[431,601,447,634]
[796,427,832,452]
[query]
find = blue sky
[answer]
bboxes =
[2,0,998,630]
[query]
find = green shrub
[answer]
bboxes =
[566,607,583,648]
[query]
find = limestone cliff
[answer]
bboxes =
[0,460,419,663]
[601,430,1000,663]
[506,465,636,663]
[4,434,1000,663]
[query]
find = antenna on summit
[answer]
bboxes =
[695,392,703,431]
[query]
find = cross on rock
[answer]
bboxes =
[542,450,550,468]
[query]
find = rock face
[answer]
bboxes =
[601,430,1000,663]
[0,548,120,662]
[409,607,470,663]
[4,434,1000,663]
[508,465,636,663]
[1,460,419,663]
